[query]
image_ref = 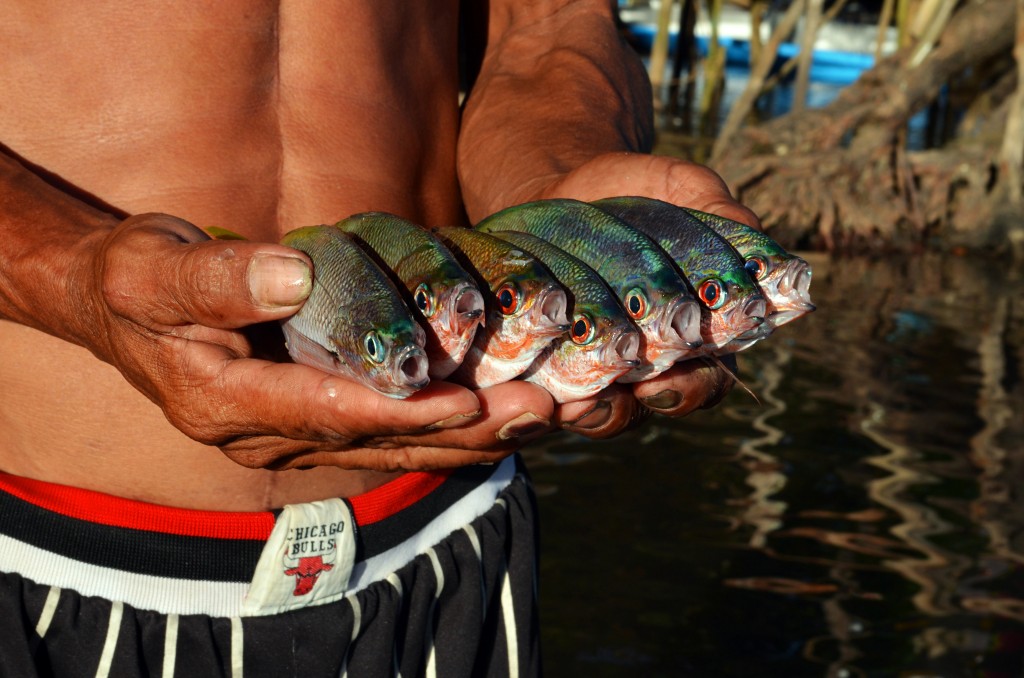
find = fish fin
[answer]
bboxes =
[703,355,760,405]
[282,323,350,376]
[204,226,249,241]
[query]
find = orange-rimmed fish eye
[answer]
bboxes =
[413,283,435,318]
[363,331,386,363]
[496,283,520,315]
[698,279,727,310]
[744,256,768,281]
[570,314,595,345]
[625,288,648,320]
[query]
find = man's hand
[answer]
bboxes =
[86,214,555,471]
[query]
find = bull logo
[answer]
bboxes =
[283,553,335,596]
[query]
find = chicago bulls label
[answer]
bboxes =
[242,498,356,616]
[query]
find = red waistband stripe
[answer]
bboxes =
[0,468,454,541]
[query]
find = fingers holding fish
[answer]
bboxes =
[202,360,490,470]
[100,214,313,331]
[247,380,556,472]
[631,355,738,417]
[553,383,648,439]
[346,380,556,455]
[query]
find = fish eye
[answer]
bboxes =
[363,331,386,364]
[698,280,727,310]
[744,256,768,280]
[414,283,435,318]
[625,288,648,320]
[570,314,595,345]
[496,283,520,315]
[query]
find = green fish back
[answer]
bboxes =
[684,208,791,262]
[491,231,626,322]
[476,199,686,296]
[594,197,756,294]
[335,212,471,287]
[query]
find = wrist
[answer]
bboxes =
[0,151,121,354]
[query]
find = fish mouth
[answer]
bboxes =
[392,344,430,392]
[604,327,641,368]
[451,283,485,335]
[660,297,703,350]
[729,294,767,334]
[769,258,815,326]
[709,294,767,349]
[742,295,767,327]
[530,283,571,335]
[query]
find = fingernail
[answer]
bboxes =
[641,389,683,411]
[249,255,312,307]
[426,410,481,430]
[562,400,611,431]
[496,413,550,441]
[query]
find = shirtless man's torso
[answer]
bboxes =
[0,1,466,509]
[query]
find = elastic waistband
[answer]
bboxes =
[0,464,463,541]
[0,457,519,616]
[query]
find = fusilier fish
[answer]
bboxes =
[334,212,484,379]
[593,197,767,353]
[476,199,702,382]
[684,208,816,332]
[490,231,641,402]
[434,227,570,389]
[280,226,429,398]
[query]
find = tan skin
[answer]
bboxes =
[0,0,757,511]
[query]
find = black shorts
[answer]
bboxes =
[0,455,540,677]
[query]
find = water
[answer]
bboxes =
[524,252,1024,677]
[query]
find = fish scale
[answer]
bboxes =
[279,226,429,399]
[490,231,641,402]
[334,212,484,379]
[592,196,767,352]
[683,208,816,331]
[475,198,703,382]
[433,226,570,389]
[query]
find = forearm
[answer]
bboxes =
[458,0,654,221]
[0,150,119,351]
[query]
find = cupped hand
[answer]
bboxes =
[87,213,555,471]
[531,152,756,438]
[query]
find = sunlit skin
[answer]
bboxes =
[0,0,757,511]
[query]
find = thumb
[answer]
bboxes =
[163,241,313,328]
[102,214,312,329]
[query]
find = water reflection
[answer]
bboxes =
[526,252,1024,677]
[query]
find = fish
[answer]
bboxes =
[475,198,703,382]
[592,196,767,354]
[683,208,816,332]
[488,231,641,402]
[279,226,429,398]
[433,227,570,389]
[334,212,485,379]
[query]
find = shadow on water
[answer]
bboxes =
[523,252,1024,677]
